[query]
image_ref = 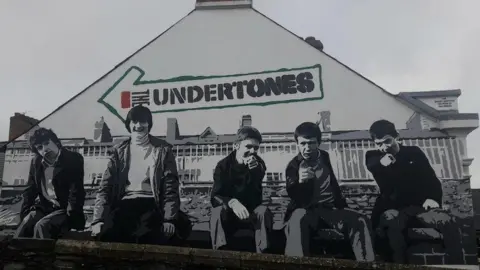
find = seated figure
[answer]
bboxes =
[14,128,86,239]
[365,119,464,264]
[90,105,191,245]
[283,122,375,261]
[209,126,273,253]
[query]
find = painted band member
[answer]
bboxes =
[15,128,86,239]
[210,126,273,253]
[90,105,191,244]
[284,122,375,261]
[366,119,464,264]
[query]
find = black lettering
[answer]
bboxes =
[153,89,168,106]
[187,86,204,103]
[181,87,186,100]
[205,84,217,102]
[131,89,150,106]
[282,74,297,94]
[235,81,245,99]
[264,77,282,96]
[296,72,315,93]
[246,79,265,98]
[219,83,234,101]
[170,88,185,104]
[275,76,288,94]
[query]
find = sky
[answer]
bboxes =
[0,0,479,185]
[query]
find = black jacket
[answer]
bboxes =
[20,149,86,230]
[284,150,348,222]
[92,136,180,225]
[210,151,266,212]
[365,145,443,229]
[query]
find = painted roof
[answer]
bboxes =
[396,90,478,120]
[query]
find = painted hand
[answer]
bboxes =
[423,199,440,210]
[245,155,259,169]
[380,154,395,167]
[163,222,176,238]
[90,222,105,238]
[299,168,315,183]
[228,198,250,220]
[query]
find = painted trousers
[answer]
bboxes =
[284,206,375,261]
[99,197,191,245]
[210,205,273,253]
[378,206,464,264]
[14,209,69,239]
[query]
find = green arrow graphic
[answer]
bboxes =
[98,64,324,123]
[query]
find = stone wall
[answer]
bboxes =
[0,179,477,265]
[0,237,452,270]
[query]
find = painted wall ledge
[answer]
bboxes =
[0,236,450,270]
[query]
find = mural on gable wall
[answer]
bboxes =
[0,64,476,265]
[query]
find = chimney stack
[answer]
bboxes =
[240,115,252,128]
[196,0,252,9]
[93,117,113,143]
[305,36,324,51]
[167,118,180,142]
[9,113,40,141]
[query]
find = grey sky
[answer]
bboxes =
[0,0,478,185]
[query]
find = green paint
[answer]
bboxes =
[98,64,324,123]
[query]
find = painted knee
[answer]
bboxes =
[356,214,370,228]
[286,208,307,230]
[254,205,271,219]
[379,209,402,228]
[210,206,225,221]
[33,219,50,237]
[382,209,400,221]
[435,211,456,226]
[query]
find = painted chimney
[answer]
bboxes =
[240,115,252,127]
[196,0,252,9]
[167,118,180,142]
[9,113,40,141]
[305,36,324,51]
[93,117,113,143]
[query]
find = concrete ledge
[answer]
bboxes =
[0,236,453,269]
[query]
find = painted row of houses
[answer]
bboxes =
[0,97,473,187]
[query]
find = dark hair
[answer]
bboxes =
[235,126,262,144]
[124,105,153,133]
[294,122,322,143]
[369,119,399,139]
[29,128,62,155]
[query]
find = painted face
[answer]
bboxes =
[297,136,319,160]
[235,138,260,161]
[130,121,149,134]
[374,135,400,154]
[34,139,59,159]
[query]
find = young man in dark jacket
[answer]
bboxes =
[15,128,86,239]
[210,126,273,253]
[284,122,374,261]
[365,119,463,264]
[90,105,191,244]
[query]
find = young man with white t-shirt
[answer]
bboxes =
[90,105,191,244]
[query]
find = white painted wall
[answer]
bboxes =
[25,8,416,140]
[419,97,459,111]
